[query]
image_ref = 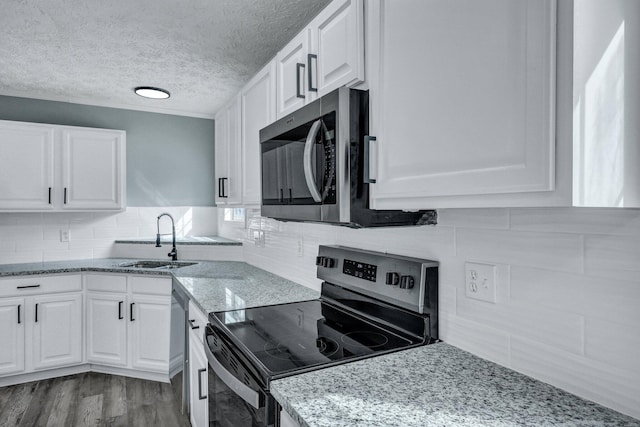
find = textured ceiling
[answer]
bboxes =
[0,0,331,118]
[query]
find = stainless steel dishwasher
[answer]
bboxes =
[169,277,189,415]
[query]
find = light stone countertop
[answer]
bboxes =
[0,258,319,315]
[270,342,639,427]
[114,235,242,246]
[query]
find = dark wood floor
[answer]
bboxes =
[0,372,191,427]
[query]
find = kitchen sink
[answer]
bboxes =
[118,260,197,270]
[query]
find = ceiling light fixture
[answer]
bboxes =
[134,86,170,99]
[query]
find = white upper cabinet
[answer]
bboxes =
[0,121,55,210]
[61,128,125,210]
[276,0,364,119]
[367,0,558,209]
[215,96,242,205]
[0,120,126,212]
[277,30,313,118]
[310,0,365,97]
[241,61,277,206]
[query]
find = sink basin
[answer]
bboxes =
[118,260,197,270]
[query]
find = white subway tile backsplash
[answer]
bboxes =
[511,337,640,420]
[457,291,585,355]
[0,206,219,264]
[457,228,584,273]
[511,207,640,236]
[584,317,640,376]
[585,234,640,282]
[438,208,510,230]
[511,266,640,325]
[439,310,511,367]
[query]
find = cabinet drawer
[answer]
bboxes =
[86,274,127,293]
[0,274,82,297]
[188,300,208,345]
[130,276,172,296]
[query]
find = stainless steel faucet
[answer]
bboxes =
[156,213,177,261]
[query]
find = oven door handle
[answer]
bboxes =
[204,335,261,409]
[303,119,323,203]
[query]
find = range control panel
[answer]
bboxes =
[316,245,439,316]
[343,259,377,282]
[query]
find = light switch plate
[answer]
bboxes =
[465,262,497,303]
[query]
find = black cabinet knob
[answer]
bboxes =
[385,272,400,286]
[399,275,415,289]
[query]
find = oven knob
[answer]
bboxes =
[399,275,415,289]
[322,257,336,268]
[385,272,400,286]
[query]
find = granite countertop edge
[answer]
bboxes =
[270,342,640,427]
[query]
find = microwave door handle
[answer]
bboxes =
[303,119,323,203]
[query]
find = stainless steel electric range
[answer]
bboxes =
[204,245,439,427]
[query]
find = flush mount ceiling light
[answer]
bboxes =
[134,86,170,99]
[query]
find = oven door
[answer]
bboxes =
[204,324,276,427]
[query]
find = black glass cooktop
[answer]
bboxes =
[212,299,421,377]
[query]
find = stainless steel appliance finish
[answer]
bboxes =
[169,279,189,415]
[204,245,439,427]
[259,87,435,228]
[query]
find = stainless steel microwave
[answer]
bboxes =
[259,87,435,227]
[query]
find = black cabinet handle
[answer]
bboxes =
[188,319,199,330]
[64,187,68,204]
[307,54,318,92]
[48,187,52,204]
[118,301,124,320]
[130,303,135,321]
[35,303,38,323]
[363,135,377,184]
[288,188,292,203]
[296,63,305,99]
[17,305,21,324]
[17,284,40,289]
[279,188,284,203]
[218,177,228,198]
[198,368,207,400]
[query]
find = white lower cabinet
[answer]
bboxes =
[188,300,209,427]
[86,292,128,366]
[85,274,172,374]
[0,298,25,375]
[32,293,83,370]
[0,274,83,378]
[130,295,171,372]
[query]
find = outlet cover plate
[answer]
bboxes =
[465,262,497,303]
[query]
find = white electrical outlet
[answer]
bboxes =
[60,229,70,242]
[465,262,497,303]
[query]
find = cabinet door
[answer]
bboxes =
[241,61,277,206]
[0,121,55,210]
[215,97,242,205]
[61,128,125,210]
[32,293,82,370]
[188,331,208,427]
[0,298,25,375]
[130,295,171,372]
[276,30,313,118]
[368,0,556,209]
[311,0,365,96]
[86,293,127,366]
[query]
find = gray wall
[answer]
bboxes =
[0,95,215,206]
